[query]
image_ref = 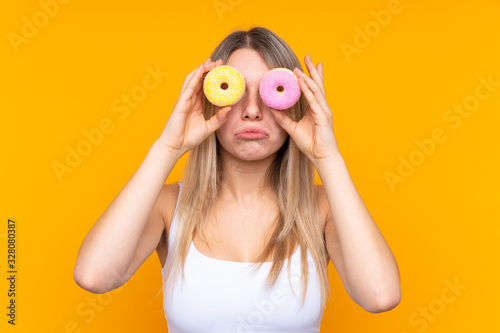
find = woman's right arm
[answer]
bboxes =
[73,57,232,294]
[73,142,179,294]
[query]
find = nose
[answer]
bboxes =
[241,92,262,120]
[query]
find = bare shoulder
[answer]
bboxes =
[314,184,330,233]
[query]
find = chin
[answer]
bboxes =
[236,148,281,162]
[217,137,283,161]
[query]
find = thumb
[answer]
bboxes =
[206,106,232,133]
[269,108,295,136]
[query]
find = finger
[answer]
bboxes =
[185,59,225,103]
[195,77,204,96]
[268,108,297,136]
[181,58,215,93]
[202,59,224,75]
[196,84,203,98]
[193,88,204,110]
[198,59,224,85]
[197,59,222,93]
[213,59,224,67]
[297,76,327,117]
[294,67,322,95]
[206,105,232,133]
[317,62,326,91]
[316,62,324,94]
[294,67,327,110]
[304,54,325,95]
[180,63,204,94]
[180,64,204,103]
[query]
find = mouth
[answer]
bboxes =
[235,127,269,139]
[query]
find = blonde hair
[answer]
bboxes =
[160,26,331,309]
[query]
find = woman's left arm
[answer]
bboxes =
[269,54,401,313]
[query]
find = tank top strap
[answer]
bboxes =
[167,181,183,252]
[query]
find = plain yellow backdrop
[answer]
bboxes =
[1,0,499,332]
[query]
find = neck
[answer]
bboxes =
[218,151,277,205]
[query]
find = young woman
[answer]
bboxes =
[74,26,401,332]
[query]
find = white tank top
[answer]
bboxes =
[161,181,325,333]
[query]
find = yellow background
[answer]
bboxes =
[1,0,499,332]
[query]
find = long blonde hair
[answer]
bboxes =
[160,26,331,309]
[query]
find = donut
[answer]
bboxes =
[259,68,300,110]
[203,65,245,106]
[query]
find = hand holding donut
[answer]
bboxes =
[268,54,340,167]
[157,58,233,158]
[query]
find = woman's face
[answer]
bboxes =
[214,48,289,162]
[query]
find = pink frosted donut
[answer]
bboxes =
[259,68,301,110]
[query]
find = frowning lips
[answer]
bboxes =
[235,126,268,135]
